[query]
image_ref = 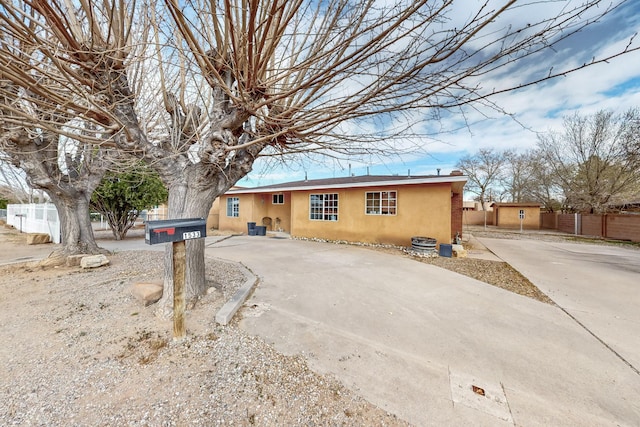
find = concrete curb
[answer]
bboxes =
[214,260,259,326]
[0,257,43,267]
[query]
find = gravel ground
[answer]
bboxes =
[414,254,555,304]
[0,244,406,426]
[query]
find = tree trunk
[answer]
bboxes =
[155,180,219,318]
[108,211,137,241]
[44,190,104,265]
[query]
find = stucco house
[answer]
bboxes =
[490,202,542,229]
[215,172,467,248]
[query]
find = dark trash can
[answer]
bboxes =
[247,222,256,234]
[255,226,267,236]
[439,243,452,258]
[248,227,257,236]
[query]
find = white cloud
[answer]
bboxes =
[243,0,640,185]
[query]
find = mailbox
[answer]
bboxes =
[145,218,206,245]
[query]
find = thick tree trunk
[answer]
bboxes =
[43,191,104,265]
[155,180,219,318]
[0,120,110,265]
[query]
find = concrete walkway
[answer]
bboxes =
[478,237,640,374]
[207,236,640,426]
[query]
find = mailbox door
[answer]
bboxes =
[145,218,206,245]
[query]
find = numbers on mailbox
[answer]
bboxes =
[182,231,201,240]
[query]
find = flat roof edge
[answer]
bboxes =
[226,176,467,194]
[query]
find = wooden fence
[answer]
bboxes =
[540,212,640,242]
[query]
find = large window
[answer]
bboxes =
[272,193,284,204]
[310,193,339,221]
[226,197,239,217]
[365,191,397,215]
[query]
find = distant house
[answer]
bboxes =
[215,172,467,248]
[490,202,542,229]
[463,201,492,211]
[463,201,478,211]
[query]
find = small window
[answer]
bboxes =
[272,194,284,204]
[310,193,338,221]
[226,197,239,217]
[365,191,397,215]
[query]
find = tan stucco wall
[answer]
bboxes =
[207,198,220,229]
[217,194,257,233]
[289,183,453,247]
[217,192,293,233]
[494,206,540,229]
[257,192,291,231]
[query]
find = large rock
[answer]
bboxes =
[80,254,110,269]
[67,254,90,267]
[130,282,163,306]
[26,233,51,245]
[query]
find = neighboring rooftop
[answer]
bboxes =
[490,202,543,207]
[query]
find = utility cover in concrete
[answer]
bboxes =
[449,370,513,424]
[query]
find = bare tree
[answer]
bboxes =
[501,150,535,203]
[1,0,638,313]
[0,159,35,203]
[0,77,113,259]
[525,150,564,212]
[456,148,506,209]
[538,109,640,213]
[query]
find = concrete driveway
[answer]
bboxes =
[478,237,640,374]
[207,236,640,426]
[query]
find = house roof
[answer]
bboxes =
[490,202,543,208]
[226,174,467,194]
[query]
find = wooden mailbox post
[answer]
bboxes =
[145,218,206,339]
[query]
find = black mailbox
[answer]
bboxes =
[145,218,207,245]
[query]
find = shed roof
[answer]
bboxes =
[490,202,543,208]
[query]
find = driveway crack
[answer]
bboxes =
[556,304,640,376]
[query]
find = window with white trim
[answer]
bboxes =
[272,193,284,204]
[310,193,338,221]
[365,191,397,215]
[226,197,239,217]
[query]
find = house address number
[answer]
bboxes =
[183,231,201,240]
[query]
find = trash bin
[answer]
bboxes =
[255,226,267,236]
[247,222,256,234]
[439,243,452,257]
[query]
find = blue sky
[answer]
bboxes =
[238,1,640,187]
